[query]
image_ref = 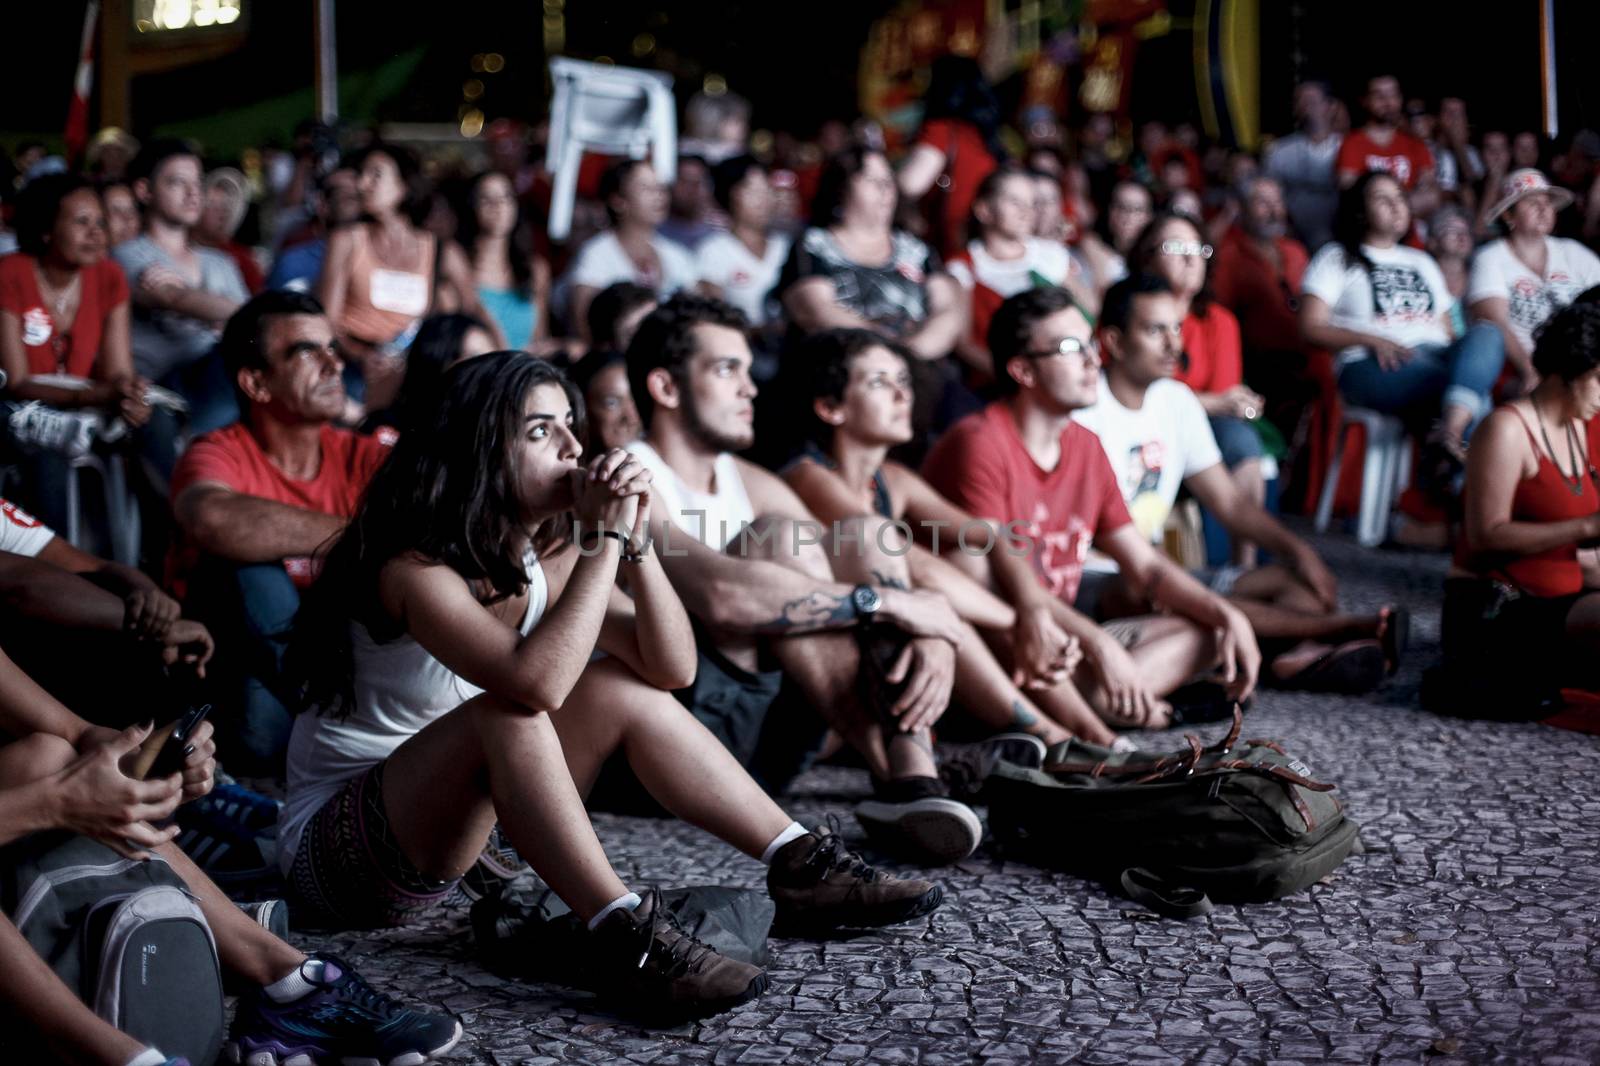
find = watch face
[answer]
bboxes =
[853,584,882,616]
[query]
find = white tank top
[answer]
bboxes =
[279,558,549,870]
[625,439,755,550]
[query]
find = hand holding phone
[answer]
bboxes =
[129,705,212,782]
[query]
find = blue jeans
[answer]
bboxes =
[1209,415,1265,469]
[1336,322,1505,428]
[192,561,301,769]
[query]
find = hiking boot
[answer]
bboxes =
[585,888,767,1022]
[853,775,983,863]
[226,954,462,1066]
[767,816,943,934]
[937,733,1047,805]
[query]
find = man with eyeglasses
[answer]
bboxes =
[923,285,1260,729]
[171,291,395,769]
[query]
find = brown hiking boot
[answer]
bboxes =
[586,889,767,1022]
[767,818,944,935]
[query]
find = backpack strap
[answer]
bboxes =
[1119,867,1214,920]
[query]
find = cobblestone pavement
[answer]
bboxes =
[290,534,1600,1065]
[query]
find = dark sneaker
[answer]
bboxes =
[937,733,1047,805]
[1166,681,1246,725]
[235,899,290,939]
[854,776,983,863]
[1274,640,1386,695]
[768,817,943,934]
[226,955,462,1066]
[585,888,767,1022]
[457,824,532,902]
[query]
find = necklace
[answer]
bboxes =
[1534,400,1588,497]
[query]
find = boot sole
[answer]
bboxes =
[771,883,944,936]
[854,797,983,864]
[627,971,770,1027]
[225,1019,463,1065]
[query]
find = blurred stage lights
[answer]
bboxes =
[135,0,242,31]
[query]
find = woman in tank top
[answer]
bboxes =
[1441,300,1600,709]
[282,351,943,1014]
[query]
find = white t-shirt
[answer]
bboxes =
[1300,242,1454,370]
[279,559,549,870]
[625,439,754,551]
[569,231,697,299]
[1467,237,1600,354]
[947,238,1073,296]
[1071,377,1223,547]
[0,499,54,557]
[694,231,791,326]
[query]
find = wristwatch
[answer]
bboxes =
[850,584,882,626]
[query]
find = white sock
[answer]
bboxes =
[126,1051,167,1066]
[264,956,340,1003]
[586,891,643,931]
[759,821,812,865]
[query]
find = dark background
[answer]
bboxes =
[3,1,1597,149]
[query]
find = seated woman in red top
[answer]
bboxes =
[1441,299,1600,713]
[1132,209,1269,566]
[0,173,152,534]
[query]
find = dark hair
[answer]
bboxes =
[624,293,749,427]
[454,171,537,296]
[344,142,430,227]
[988,286,1084,395]
[13,172,95,258]
[1099,273,1174,335]
[291,351,585,717]
[809,146,891,228]
[1531,301,1600,383]
[384,312,493,432]
[127,137,199,189]
[569,347,627,397]
[711,154,765,213]
[218,289,327,382]
[1129,209,1215,316]
[1334,171,1401,276]
[802,327,909,409]
[968,165,1033,240]
[599,158,654,226]
[587,281,657,351]
[922,55,1005,160]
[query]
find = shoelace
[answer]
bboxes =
[638,889,715,979]
[807,816,882,884]
[301,955,403,1020]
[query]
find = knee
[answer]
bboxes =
[830,515,914,576]
[0,733,78,784]
[737,515,833,580]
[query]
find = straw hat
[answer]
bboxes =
[1486,168,1575,222]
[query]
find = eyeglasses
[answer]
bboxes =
[1160,239,1213,260]
[1026,336,1100,362]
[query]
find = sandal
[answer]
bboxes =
[1274,639,1386,694]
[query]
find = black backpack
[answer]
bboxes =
[1,832,226,1065]
[986,712,1362,918]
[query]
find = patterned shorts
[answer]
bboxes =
[287,763,458,929]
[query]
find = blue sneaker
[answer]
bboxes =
[225,955,462,1066]
[162,1059,192,1066]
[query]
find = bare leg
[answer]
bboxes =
[1066,613,1219,722]
[1230,460,1266,568]
[949,621,1072,745]
[380,695,629,922]
[552,657,793,859]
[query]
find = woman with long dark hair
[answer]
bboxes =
[454,170,550,352]
[1299,171,1505,490]
[283,352,942,1017]
[364,311,496,433]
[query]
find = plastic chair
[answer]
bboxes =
[1313,407,1410,548]
[545,58,676,241]
[64,451,141,566]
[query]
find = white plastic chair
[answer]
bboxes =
[63,452,140,566]
[546,58,676,241]
[1313,407,1411,548]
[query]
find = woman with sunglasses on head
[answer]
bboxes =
[1132,210,1268,565]
[1440,300,1600,711]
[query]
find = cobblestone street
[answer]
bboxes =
[292,534,1600,1065]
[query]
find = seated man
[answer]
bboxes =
[171,290,393,770]
[922,285,1261,728]
[0,498,212,719]
[1073,274,1405,692]
[623,295,983,862]
[782,328,1116,747]
[0,645,460,1066]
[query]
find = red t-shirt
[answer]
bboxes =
[0,253,130,378]
[169,422,394,594]
[1210,227,1309,355]
[916,119,999,257]
[921,401,1131,602]
[1335,128,1434,190]
[1176,304,1243,395]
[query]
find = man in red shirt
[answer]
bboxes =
[1336,74,1439,219]
[922,286,1260,728]
[172,290,392,767]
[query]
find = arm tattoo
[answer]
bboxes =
[752,589,855,634]
[870,568,910,592]
[1009,699,1040,730]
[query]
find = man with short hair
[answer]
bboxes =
[1074,274,1401,693]
[1336,75,1439,218]
[1264,81,1343,251]
[623,293,984,863]
[922,285,1260,728]
[171,290,393,768]
[265,165,361,294]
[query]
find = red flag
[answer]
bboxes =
[64,1,101,164]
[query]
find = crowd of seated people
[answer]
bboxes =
[3,63,1600,1060]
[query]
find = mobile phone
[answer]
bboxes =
[130,704,212,781]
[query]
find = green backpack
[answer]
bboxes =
[986,712,1361,918]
